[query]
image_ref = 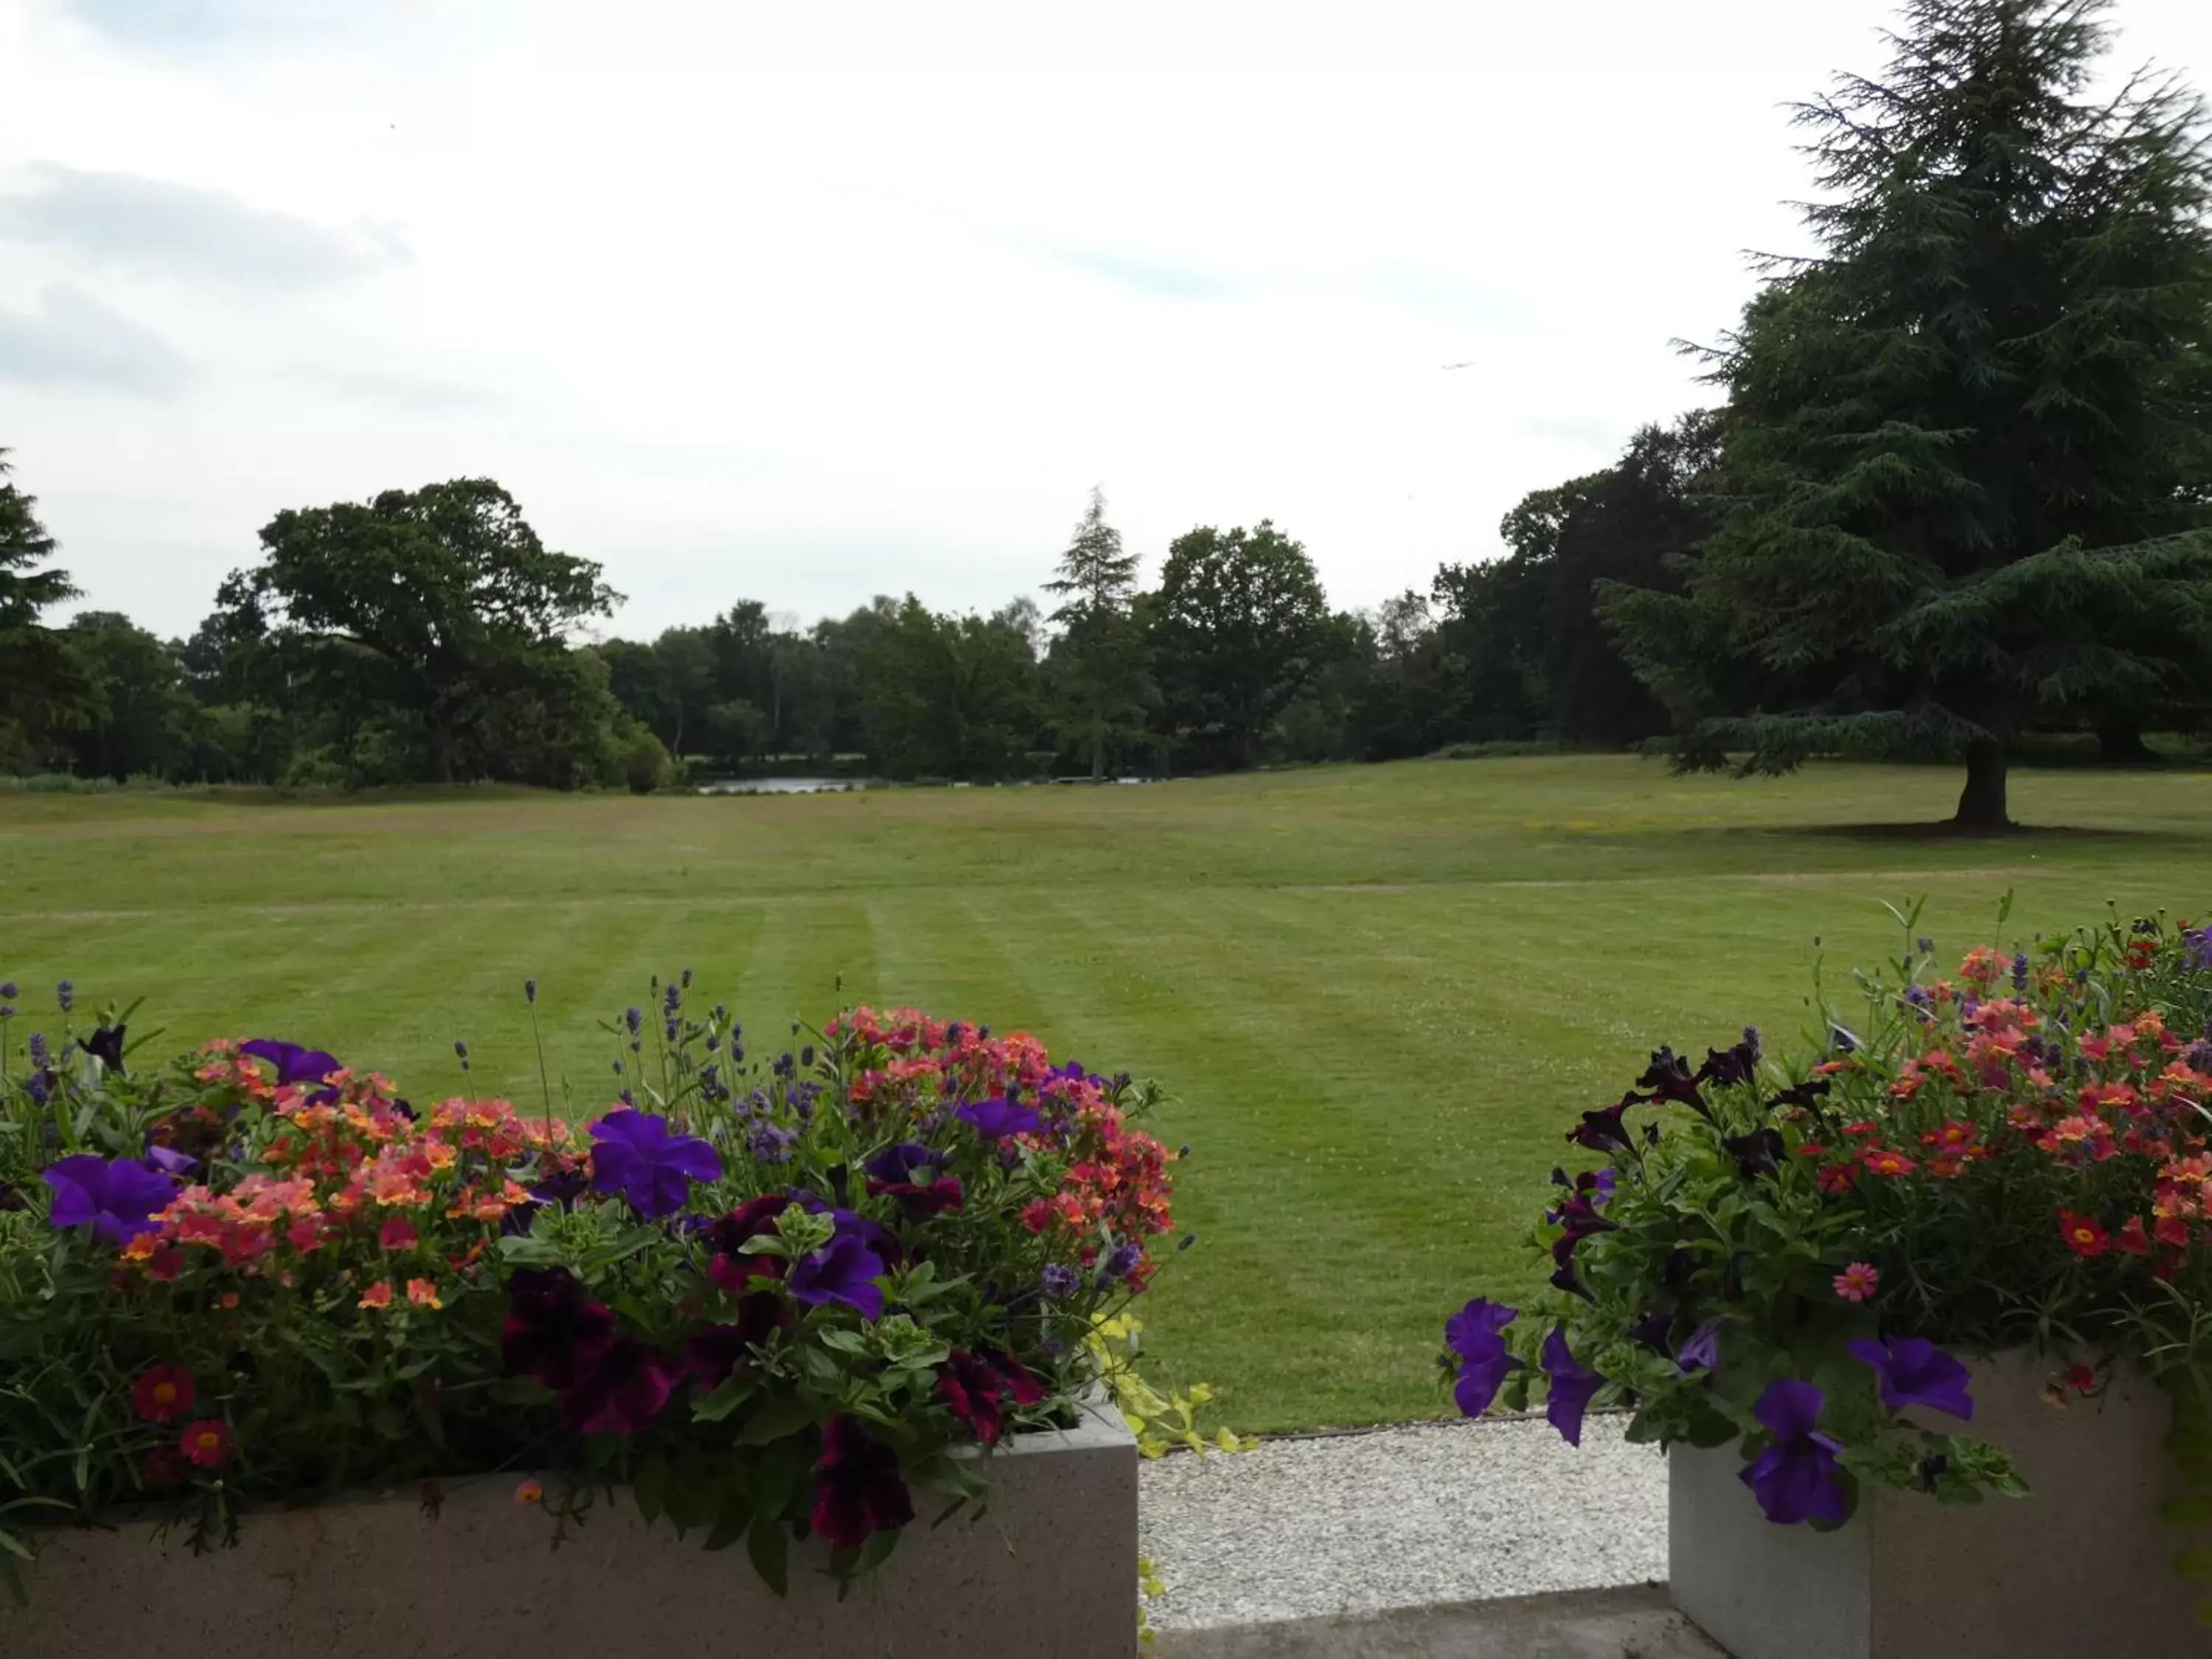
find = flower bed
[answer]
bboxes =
[1444,909,2212,1648]
[0,981,1201,1628]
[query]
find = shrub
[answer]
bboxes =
[0,983,1199,1599]
[1447,908,2212,1529]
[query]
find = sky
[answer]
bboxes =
[5,0,2212,643]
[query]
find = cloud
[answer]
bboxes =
[283,366,500,414]
[0,164,408,293]
[0,285,195,397]
[52,0,337,52]
[1032,245,1239,301]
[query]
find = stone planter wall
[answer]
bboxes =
[1669,1352,2199,1659]
[3,1399,1137,1659]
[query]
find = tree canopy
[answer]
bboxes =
[1603,0,2212,827]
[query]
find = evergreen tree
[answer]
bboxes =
[0,449,88,767]
[1603,0,2212,828]
[1043,488,1150,779]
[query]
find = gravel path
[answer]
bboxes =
[1138,1415,1668,1630]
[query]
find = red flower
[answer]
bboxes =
[1843,1121,1880,1138]
[935,1349,1048,1447]
[1861,1148,1917,1178]
[1795,1143,1827,1159]
[2156,1214,2191,1251]
[810,1415,914,1551]
[2058,1210,2110,1259]
[1817,1163,1860,1194]
[2115,1216,2152,1257]
[131,1363,198,1425]
[179,1419,232,1469]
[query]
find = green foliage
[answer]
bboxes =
[1152,521,1336,768]
[858,597,1043,780]
[1604,0,2212,827]
[1045,490,1154,779]
[220,478,621,787]
[0,450,90,772]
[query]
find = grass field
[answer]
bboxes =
[4,756,2210,1431]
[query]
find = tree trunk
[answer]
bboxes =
[1090,724,1105,782]
[1951,740,2011,832]
[428,723,453,785]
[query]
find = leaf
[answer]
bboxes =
[738,1397,819,1447]
[853,1526,900,1576]
[746,1513,790,1597]
[2163,1496,2212,1529]
[2174,1549,2212,1585]
[692,1377,758,1425]
[704,1489,754,1553]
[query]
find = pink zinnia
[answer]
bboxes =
[1834,1262,1880,1303]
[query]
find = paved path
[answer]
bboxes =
[1138,1415,1670,1632]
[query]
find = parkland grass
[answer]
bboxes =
[4,756,2208,1431]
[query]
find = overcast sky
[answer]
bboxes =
[6,0,2211,641]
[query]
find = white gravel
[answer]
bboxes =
[1137,1414,1668,1630]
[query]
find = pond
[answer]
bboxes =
[693,778,869,796]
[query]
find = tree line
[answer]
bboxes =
[5,1,2211,827]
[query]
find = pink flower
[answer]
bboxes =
[358,1281,394,1310]
[379,1217,420,1252]
[1833,1262,1879,1303]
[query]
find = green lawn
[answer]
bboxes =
[4,757,2208,1430]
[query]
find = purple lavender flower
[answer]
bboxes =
[663,983,681,1017]
[42,1155,178,1242]
[28,1031,49,1068]
[1041,1262,1080,1299]
[55,980,73,1013]
[588,1109,723,1220]
[956,1094,1041,1141]
[747,1122,797,1165]
[1444,1298,1521,1418]
[681,967,692,989]
[624,1005,642,1037]
[1916,936,1935,955]
[240,1040,343,1088]
[1102,1242,1143,1282]
[27,1069,52,1106]
[1846,1336,1974,1420]
[2011,953,2030,991]
[1739,1380,1848,1525]
[1903,984,1932,1010]
[453,1039,470,1071]
[524,977,538,1004]
[0,981,16,1001]
[1541,1325,1603,1447]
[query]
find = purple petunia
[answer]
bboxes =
[1541,1325,1603,1447]
[862,1143,964,1220]
[1739,1379,1848,1526]
[787,1223,887,1320]
[1445,1298,1522,1419]
[589,1109,723,1220]
[1847,1335,1975,1421]
[240,1039,344,1088]
[956,1094,1041,1142]
[41,1155,179,1242]
[1676,1316,1724,1374]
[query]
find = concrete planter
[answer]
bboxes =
[4,1399,1137,1659]
[1669,1352,2199,1659]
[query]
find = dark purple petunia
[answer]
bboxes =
[1696,1038,1759,1090]
[811,1415,914,1551]
[560,1338,681,1435]
[1445,1298,1521,1418]
[1770,1077,1833,1110]
[1739,1380,1848,1526]
[1722,1127,1787,1180]
[956,1094,1041,1142]
[1638,1046,1708,1113]
[590,1109,723,1220]
[861,1143,964,1221]
[686,1292,789,1386]
[1846,1336,1974,1421]
[1624,1309,1673,1354]
[1567,1092,1644,1154]
[79,1024,127,1073]
[1542,1324,1604,1447]
[1676,1317,1724,1374]
[240,1039,344,1088]
[41,1155,178,1243]
[787,1225,887,1319]
[501,1267,616,1389]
